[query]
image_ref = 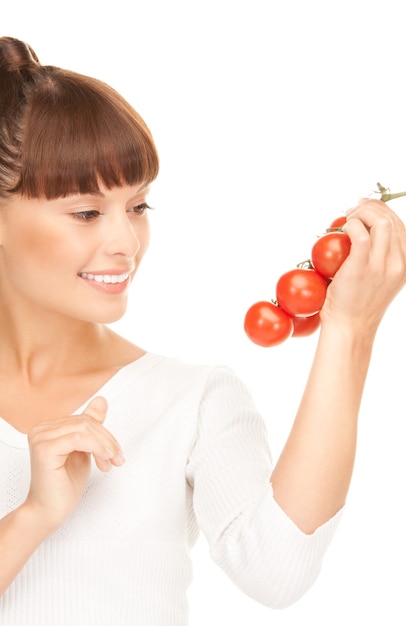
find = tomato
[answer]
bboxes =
[244,301,294,347]
[311,231,351,279]
[292,312,321,337]
[329,215,347,229]
[276,268,328,317]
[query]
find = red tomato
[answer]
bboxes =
[276,268,327,317]
[244,301,294,347]
[329,215,347,229]
[311,231,351,279]
[292,312,321,337]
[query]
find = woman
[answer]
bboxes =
[0,36,405,625]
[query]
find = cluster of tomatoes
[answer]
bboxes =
[244,215,351,347]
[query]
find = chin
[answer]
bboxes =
[81,304,128,325]
[99,311,127,324]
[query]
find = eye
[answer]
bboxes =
[128,202,152,215]
[72,210,102,221]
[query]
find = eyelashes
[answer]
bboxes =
[129,202,153,215]
[72,210,102,221]
[72,203,153,222]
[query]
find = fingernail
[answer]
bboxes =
[91,396,108,411]
[116,450,126,465]
[104,460,113,472]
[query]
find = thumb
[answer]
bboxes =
[82,396,108,422]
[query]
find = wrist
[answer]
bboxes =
[320,309,380,346]
[19,500,61,539]
[316,317,377,380]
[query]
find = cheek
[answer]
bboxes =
[20,227,53,257]
[3,223,74,278]
[2,225,47,267]
[138,221,151,259]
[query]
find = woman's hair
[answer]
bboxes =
[0,36,159,200]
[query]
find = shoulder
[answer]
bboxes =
[148,354,259,420]
[136,351,232,388]
[120,351,249,403]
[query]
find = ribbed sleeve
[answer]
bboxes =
[186,365,342,608]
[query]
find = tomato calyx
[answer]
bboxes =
[326,226,344,233]
[296,259,313,269]
[326,215,347,232]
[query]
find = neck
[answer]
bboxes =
[0,300,108,382]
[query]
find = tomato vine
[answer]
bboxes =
[244,182,406,347]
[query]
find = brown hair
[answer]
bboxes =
[0,36,159,200]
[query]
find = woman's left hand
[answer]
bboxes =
[320,198,406,332]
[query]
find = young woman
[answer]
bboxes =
[0,36,405,626]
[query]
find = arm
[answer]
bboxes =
[187,199,405,609]
[271,198,406,533]
[187,365,343,609]
[0,502,54,595]
[0,397,124,596]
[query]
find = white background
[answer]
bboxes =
[3,2,406,623]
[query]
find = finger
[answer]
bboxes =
[346,203,399,245]
[48,431,125,470]
[29,397,108,437]
[82,396,108,423]
[346,198,387,221]
[342,218,371,267]
[66,449,113,474]
[344,214,394,271]
[347,197,406,227]
[29,418,125,467]
[345,198,372,217]
[343,209,406,288]
[80,397,125,464]
[31,431,116,471]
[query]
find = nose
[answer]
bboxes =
[103,212,143,259]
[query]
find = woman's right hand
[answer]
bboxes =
[25,396,125,530]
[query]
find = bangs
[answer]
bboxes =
[12,68,159,199]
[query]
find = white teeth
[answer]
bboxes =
[80,272,129,284]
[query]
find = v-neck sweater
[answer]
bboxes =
[0,352,342,625]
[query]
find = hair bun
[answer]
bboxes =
[0,36,40,71]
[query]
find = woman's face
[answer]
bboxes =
[0,182,151,324]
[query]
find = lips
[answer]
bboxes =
[78,269,133,295]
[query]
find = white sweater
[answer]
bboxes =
[0,352,342,625]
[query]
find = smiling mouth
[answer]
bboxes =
[78,272,130,284]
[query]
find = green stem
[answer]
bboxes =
[376,182,406,203]
[380,190,406,202]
